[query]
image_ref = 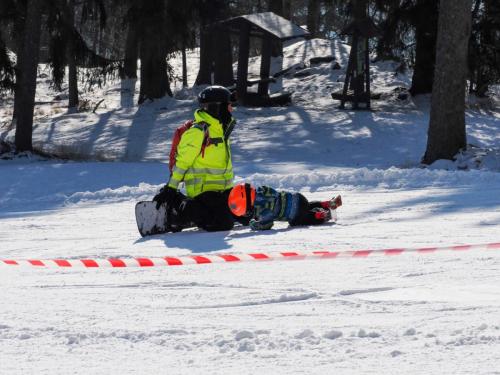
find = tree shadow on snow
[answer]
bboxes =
[0,162,167,216]
[230,105,428,172]
[358,186,500,226]
[123,104,160,161]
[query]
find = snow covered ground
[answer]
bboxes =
[1,38,500,374]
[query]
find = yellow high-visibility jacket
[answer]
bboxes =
[167,109,234,198]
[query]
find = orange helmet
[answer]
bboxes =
[228,183,256,217]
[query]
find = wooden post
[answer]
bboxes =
[337,0,374,110]
[236,22,251,104]
[353,35,367,109]
[67,0,79,110]
[364,37,371,109]
[181,45,188,88]
[339,31,373,109]
[258,34,273,96]
[351,35,359,109]
[340,36,356,109]
[214,25,234,87]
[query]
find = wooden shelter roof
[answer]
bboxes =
[221,12,309,40]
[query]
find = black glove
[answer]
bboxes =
[153,186,177,209]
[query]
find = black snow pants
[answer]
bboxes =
[172,189,247,232]
[288,193,327,227]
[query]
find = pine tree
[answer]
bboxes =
[422,0,473,164]
[195,0,232,87]
[46,0,109,110]
[137,0,171,103]
[0,0,16,93]
[373,0,439,96]
[14,0,43,152]
[409,0,439,96]
[0,32,15,92]
[307,0,321,38]
[374,1,411,62]
[165,0,197,88]
[123,4,139,79]
[66,0,79,109]
[283,0,292,19]
[469,0,500,96]
[125,0,198,101]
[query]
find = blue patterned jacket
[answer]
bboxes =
[250,186,300,230]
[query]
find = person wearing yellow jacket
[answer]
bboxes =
[153,86,241,232]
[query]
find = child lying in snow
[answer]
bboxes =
[228,183,342,230]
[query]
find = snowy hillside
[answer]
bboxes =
[1,38,500,374]
[1,38,499,170]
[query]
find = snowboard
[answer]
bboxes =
[135,201,178,237]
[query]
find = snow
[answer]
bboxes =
[1,38,500,374]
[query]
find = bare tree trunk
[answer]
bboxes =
[138,0,171,104]
[268,0,283,14]
[195,23,213,85]
[195,0,230,86]
[123,20,138,79]
[67,0,79,110]
[283,0,292,20]
[474,0,498,97]
[12,0,27,123]
[14,0,42,152]
[409,0,439,96]
[422,0,473,164]
[213,27,233,86]
[352,0,368,20]
[307,0,321,38]
[181,45,188,88]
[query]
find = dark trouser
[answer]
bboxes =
[172,189,241,232]
[288,193,326,227]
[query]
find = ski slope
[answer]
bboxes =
[1,38,500,374]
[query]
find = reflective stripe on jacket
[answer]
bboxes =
[167,109,234,197]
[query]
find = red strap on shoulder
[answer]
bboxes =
[169,120,193,173]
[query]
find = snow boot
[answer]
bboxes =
[329,195,342,210]
[313,208,332,222]
[320,195,342,210]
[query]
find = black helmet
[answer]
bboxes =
[198,86,232,105]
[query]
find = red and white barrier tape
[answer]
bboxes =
[1,242,499,269]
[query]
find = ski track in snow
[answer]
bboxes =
[2,255,500,374]
[1,178,499,373]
